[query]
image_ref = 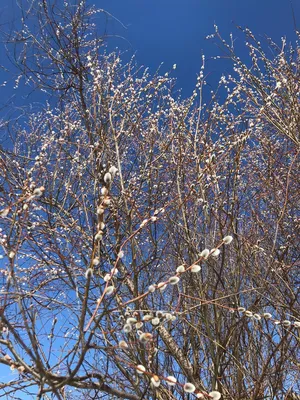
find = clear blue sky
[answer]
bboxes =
[0,0,299,104]
[97,0,300,96]
[0,0,299,395]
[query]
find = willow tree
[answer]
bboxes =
[0,1,299,399]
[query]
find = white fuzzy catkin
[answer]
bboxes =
[109,166,118,178]
[148,285,156,293]
[85,268,93,279]
[33,186,45,196]
[263,313,272,319]
[101,187,108,196]
[136,365,146,374]
[157,282,167,291]
[191,264,201,273]
[200,249,210,259]
[118,340,128,349]
[223,235,233,244]
[95,232,103,241]
[123,324,132,333]
[126,317,137,325]
[103,198,111,206]
[211,248,220,257]
[140,219,148,228]
[98,222,105,230]
[169,276,180,285]
[104,172,112,184]
[142,314,153,321]
[104,286,114,295]
[176,265,185,273]
[209,391,221,400]
[139,332,153,342]
[151,376,161,387]
[183,383,196,393]
[111,268,118,275]
[282,320,291,327]
[0,208,9,217]
[151,317,160,326]
[166,376,177,386]
[97,206,104,215]
[118,250,124,258]
[92,257,99,265]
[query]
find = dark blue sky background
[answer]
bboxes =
[0,0,299,394]
[0,0,299,106]
[98,0,300,96]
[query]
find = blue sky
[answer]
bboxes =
[98,0,300,96]
[0,0,299,105]
[0,0,299,396]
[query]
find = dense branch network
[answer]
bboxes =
[0,1,299,399]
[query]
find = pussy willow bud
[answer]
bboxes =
[104,172,112,184]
